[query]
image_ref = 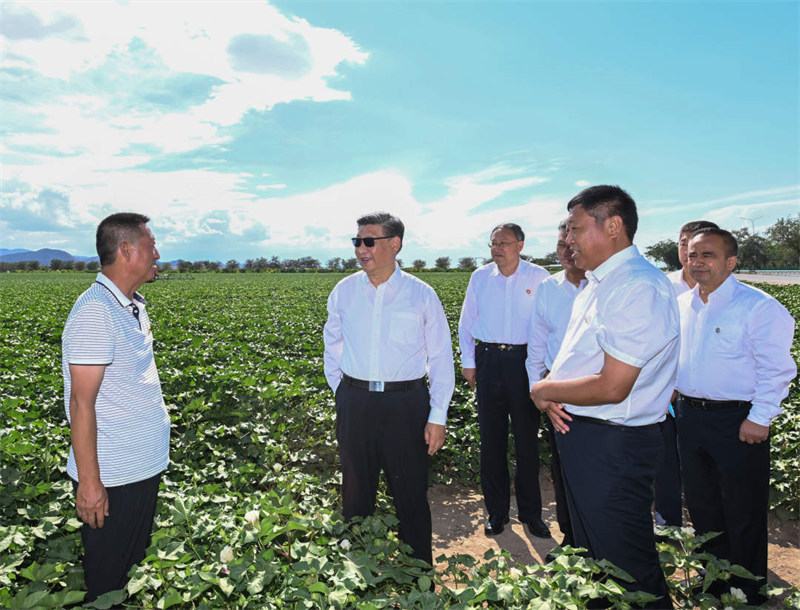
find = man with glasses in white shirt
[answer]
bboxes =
[458,223,550,538]
[526,219,587,556]
[323,212,455,565]
[530,185,678,608]
[675,227,795,605]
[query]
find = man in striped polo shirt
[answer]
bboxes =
[62,213,169,602]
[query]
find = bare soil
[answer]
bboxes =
[430,473,799,601]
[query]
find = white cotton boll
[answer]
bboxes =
[220,545,234,564]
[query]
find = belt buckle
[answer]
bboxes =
[369,381,384,392]
[500,344,507,350]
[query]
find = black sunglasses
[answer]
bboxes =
[351,236,396,248]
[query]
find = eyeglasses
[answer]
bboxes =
[488,240,520,248]
[352,236,396,248]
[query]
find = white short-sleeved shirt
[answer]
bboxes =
[549,246,680,426]
[676,275,796,426]
[62,273,170,486]
[526,270,587,388]
[323,265,455,426]
[458,260,550,368]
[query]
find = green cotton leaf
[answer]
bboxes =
[86,588,127,610]
[127,573,149,595]
[729,564,759,580]
[417,575,431,592]
[328,587,350,608]
[218,577,234,597]
[307,581,328,594]
[156,589,184,610]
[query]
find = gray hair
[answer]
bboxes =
[491,223,524,242]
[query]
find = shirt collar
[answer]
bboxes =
[359,263,402,289]
[709,274,737,301]
[556,269,587,289]
[95,272,145,307]
[489,260,523,278]
[586,245,639,284]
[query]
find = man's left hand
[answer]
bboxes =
[739,418,769,444]
[425,423,446,455]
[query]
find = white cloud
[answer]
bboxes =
[575,180,590,187]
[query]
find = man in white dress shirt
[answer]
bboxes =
[526,219,586,552]
[323,212,455,565]
[675,228,796,605]
[655,219,718,529]
[530,185,678,607]
[458,223,550,537]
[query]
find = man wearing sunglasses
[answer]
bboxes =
[458,223,550,538]
[62,213,169,602]
[323,212,455,566]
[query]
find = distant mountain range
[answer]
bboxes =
[0,248,99,265]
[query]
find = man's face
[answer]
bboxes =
[489,228,523,267]
[130,225,160,284]
[355,223,398,276]
[556,232,576,270]
[688,233,736,293]
[678,231,692,269]
[565,205,609,271]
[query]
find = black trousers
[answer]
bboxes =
[73,473,161,602]
[675,396,769,605]
[546,419,572,543]
[335,381,433,564]
[475,344,542,521]
[557,417,671,608]
[653,412,683,526]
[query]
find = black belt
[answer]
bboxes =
[677,393,751,411]
[342,374,426,393]
[569,413,659,431]
[477,340,526,352]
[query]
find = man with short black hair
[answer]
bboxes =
[530,185,678,607]
[675,228,795,605]
[323,212,454,565]
[526,219,586,554]
[655,219,719,529]
[459,223,550,538]
[63,213,169,602]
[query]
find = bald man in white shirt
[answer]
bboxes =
[531,185,678,608]
[675,228,796,605]
[323,212,455,565]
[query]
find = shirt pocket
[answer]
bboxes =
[388,312,422,346]
[707,312,744,355]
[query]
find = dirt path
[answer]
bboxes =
[430,473,799,597]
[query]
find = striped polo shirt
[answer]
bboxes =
[62,273,170,486]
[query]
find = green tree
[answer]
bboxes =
[765,216,800,268]
[342,257,358,270]
[87,261,99,271]
[435,256,450,270]
[412,259,426,269]
[327,257,343,271]
[49,259,64,270]
[645,239,680,271]
[74,261,86,271]
[733,228,769,271]
[458,257,476,270]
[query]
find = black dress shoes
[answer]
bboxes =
[484,514,510,536]
[525,517,551,538]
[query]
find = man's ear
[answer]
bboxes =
[605,215,624,239]
[119,241,132,262]
[726,255,738,272]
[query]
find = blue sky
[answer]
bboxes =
[1,1,798,266]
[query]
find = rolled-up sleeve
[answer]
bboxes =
[597,282,678,369]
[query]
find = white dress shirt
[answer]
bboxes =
[526,270,587,388]
[667,268,691,296]
[458,260,550,368]
[323,265,455,425]
[676,275,796,426]
[549,246,680,426]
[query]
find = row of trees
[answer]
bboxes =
[645,216,799,272]
[6,217,794,274]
